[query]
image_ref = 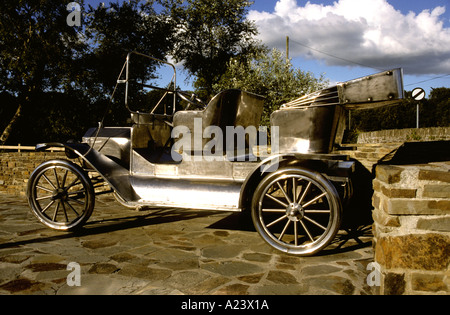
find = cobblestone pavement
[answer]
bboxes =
[0,194,375,295]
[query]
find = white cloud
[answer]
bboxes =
[248,0,450,75]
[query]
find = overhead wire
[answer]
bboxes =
[288,38,385,71]
[288,38,450,89]
[404,74,450,86]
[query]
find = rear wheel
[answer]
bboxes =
[252,167,342,256]
[27,160,95,230]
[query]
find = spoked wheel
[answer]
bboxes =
[27,160,95,231]
[252,167,342,256]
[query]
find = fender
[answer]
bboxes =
[35,142,139,202]
[238,153,294,212]
[238,152,355,211]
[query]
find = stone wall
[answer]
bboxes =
[1,144,401,197]
[337,143,402,172]
[372,162,450,294]
[0,151,65,196]
[357,127,450,144]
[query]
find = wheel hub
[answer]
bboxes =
[286,202,304,221]
[52,188,68,201]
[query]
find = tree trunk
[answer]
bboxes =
[0,104,22,145]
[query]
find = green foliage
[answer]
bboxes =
[0,0,88,144]
[161,0,262,98]
[84,0,174,96]
[214,48,329,126]
[0,0,175,144]
[423,87,450,127]
[350,87,450,134]
[0,1,85,95]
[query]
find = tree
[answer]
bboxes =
[161,0,262,99]
[423,87,450,127]
[0,0,176,144]
[214,48,329,127]
[0,0,86,144]
[84,0,174,95]
[349,87,450,136]
[81,0,175,126]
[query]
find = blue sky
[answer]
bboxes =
[84,0,450,96]
[248,0,450,96]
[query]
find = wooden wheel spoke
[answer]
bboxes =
[265,193,288,208]
[298,181,311,204]
[42,174,57,190]
[53,168,60,189]
[276,181,292,204]
[300,220,314,242]
[61,200,69,222]
[278,220,291,241]
[302,192,327,208]
[36,185,53,193]
[41,200,55,214]
[52,201,60,221]
[65,200,80,217]
[303,216,327,231]
[262,208,286,213]
[266,214,287,227]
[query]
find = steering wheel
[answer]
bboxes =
[176,90,207,110]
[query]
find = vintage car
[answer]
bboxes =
[27,52,404,256]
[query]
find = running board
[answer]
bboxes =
[130,176,242,211]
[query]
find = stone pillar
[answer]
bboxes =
[372,163,450,294]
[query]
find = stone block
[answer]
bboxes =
[372,179,382,192]
[411,273,447,292]
[387,199,450,215]
[375,234,450,271]
[416,216,450,232]
[383,272,405,295]
[372,206,400,228]
[381,186,417,198]
[375,165,402,184]
[355,152,368,158]
[427,200,450,213]
[423,184,450,198]
[419,169,450,183]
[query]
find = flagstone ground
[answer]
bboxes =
[0,194,375,295]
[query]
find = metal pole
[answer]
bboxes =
[416,103,419,128]
[286,36,289,60]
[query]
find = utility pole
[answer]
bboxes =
[286,36,289,61]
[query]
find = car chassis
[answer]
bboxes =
[27,52,404,256]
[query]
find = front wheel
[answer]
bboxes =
[251,167,342,256]
[27,160,95,230]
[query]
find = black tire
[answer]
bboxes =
[251,167,342,256]
[27,160,95,230]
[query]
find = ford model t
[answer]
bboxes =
[27,52,404,256]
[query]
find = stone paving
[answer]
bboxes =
[0,193,375,295]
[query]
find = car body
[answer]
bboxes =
[27,52,404,255]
